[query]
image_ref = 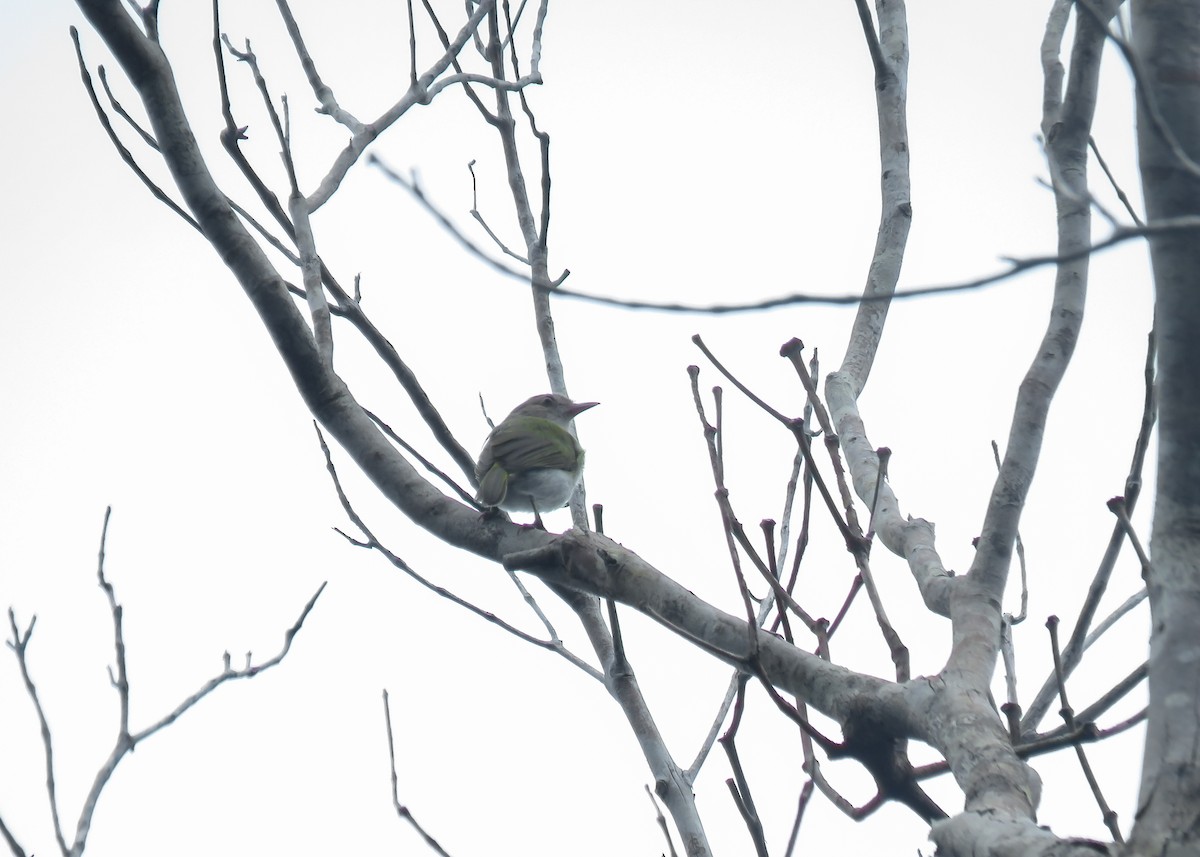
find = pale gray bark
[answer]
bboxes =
[1127,1,1200,853]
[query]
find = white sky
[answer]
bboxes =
[1,3,1154,855]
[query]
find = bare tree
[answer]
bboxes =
[3,1,1195,855]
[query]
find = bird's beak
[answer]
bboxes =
[568,401,600,418]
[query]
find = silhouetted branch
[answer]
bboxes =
[382,690,454,856]
[6,507,323,857]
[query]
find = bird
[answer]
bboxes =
[474,393,599,523]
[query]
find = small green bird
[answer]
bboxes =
[474,393,599,519]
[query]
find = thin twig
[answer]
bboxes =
[8,507,325,857]
[97,65,157,148]
[644,785,679,857]
[687,375,759,654]
[1000,615,1022,743]
[719,680,769,857]
[1040,661,1147,740]
[0,813,28,857]
[7,608,68,854]
[1022,330,1156,733]
[1089,136,1144,226]
[306,0,498,210]
[382,691,453,856]
[1083,588,1147,649]
[783,779,816,857]
[71,28,200,232]
[274,0,364,132]
[1107,496,1152,577]
[532,217,1200,314]
[370,155,556,284]
[210,42,478,482]
[1048,616,1123,842]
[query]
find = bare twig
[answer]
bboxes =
[129,584,325,745]
[866,447,890,540]
[0,813,28,857]
[210,32,479,482]
[7,507,324,857]
[405,0,417,87]
[1094,708,1147,740]
[644,785,679,857]
[779,339,864,535]
[382,691,453,856]
[1041,661,1147,740]
[370,155,555,284]
[220,36,297,191]
[1089,136,1144,226]
[306,0,498,210]
[1083,588,1148,649]
[274,0,363,131]
[1047,617,1124,841]
[694,338,858,557]
[521,217,1200,314]
[362,409,477,503]
[783,778,816,857]
[97,65,156,148]
[71,28,200,232]
[7,608,68,855]
[826,575,864,639]
[1107,496,1152,576]
[1022,330,1156,733]
[687,376,759,653]
[468,162,533,263]
[1000,615,1022,744]
[694,335,790,425]
[719,681,769,857]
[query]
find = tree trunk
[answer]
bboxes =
[1128,1,1200,853]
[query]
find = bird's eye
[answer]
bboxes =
[541,395,554,405]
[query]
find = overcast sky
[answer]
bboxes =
[1,3,1154,855]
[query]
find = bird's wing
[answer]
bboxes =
[476,462,509,506]
[488,418,579,470]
